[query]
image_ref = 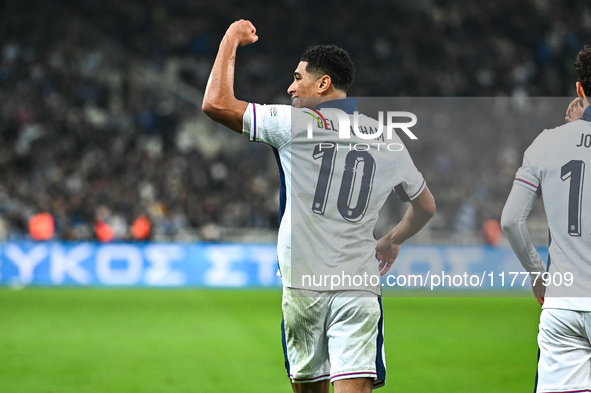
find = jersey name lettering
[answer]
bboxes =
[576,133,591,148]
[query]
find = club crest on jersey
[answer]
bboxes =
[270,106,278,117]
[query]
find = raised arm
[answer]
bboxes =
[202,20,258,133]
[376,186,436,275]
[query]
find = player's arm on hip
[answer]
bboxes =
[390,185,436,244]
[376,186,435,273]
[202,20,258,133]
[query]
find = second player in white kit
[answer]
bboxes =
[502,45,591,393]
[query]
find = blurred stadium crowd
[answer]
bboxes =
[0,0,588,243]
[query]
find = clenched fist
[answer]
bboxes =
[224,19,259,47]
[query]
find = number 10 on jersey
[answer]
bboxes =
[312,143,376,222]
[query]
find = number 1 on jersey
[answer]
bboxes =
[561,160,585,236]
[312,143,337,215]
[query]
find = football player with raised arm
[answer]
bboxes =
[501,46,591,393]
[202,20,435,393]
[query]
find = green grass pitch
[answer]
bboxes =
[0,288,541,392]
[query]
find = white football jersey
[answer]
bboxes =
[515,112,591,310]
[242,99,425,294]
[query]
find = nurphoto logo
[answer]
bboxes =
[306,109,418,140]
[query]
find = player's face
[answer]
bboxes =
[287,61,322,108]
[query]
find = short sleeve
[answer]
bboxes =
[242,103,292,149]
[393,148,426,202]
[514,133,544,192]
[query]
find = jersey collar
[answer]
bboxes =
[582,105,591,122]
[314,98,358,114]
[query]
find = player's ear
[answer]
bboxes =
[317,75,331,94]
[577,81,586,99]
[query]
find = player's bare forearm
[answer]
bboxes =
[376,186,435,274]
[202,20,257,133]
[202,39,245,132]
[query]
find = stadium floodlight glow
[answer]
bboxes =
[306,109,418,140]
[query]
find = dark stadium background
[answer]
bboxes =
[0,1,588,392]
[0,0,584,244]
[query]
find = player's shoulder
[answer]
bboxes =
[546,117,591,134]
[524,119,591,166]
[529,120,582,146]
[252,103,292,118]
[547,119,584,133]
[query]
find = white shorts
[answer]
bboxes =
[536,308,591,393]
[281,287,386,389]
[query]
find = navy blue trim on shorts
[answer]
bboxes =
[281,316,290,377]
[375,296,386,386]
[534,347,540,393]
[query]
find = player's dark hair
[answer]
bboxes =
[575,45,591,97]
[300,45,355,92]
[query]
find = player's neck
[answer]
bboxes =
[316,92,347,106]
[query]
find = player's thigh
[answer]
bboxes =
[327,294,383,383]
[537,308,591,392]
[282,288,330,382]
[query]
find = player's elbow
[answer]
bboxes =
[424,199,436,219]
[202,99,222,119]
[416,202,435,224]
[201,98,245,133]
[500,211,516,235]
[415,189,436,220]
[201,100,212,114]
[203,101,234,128]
